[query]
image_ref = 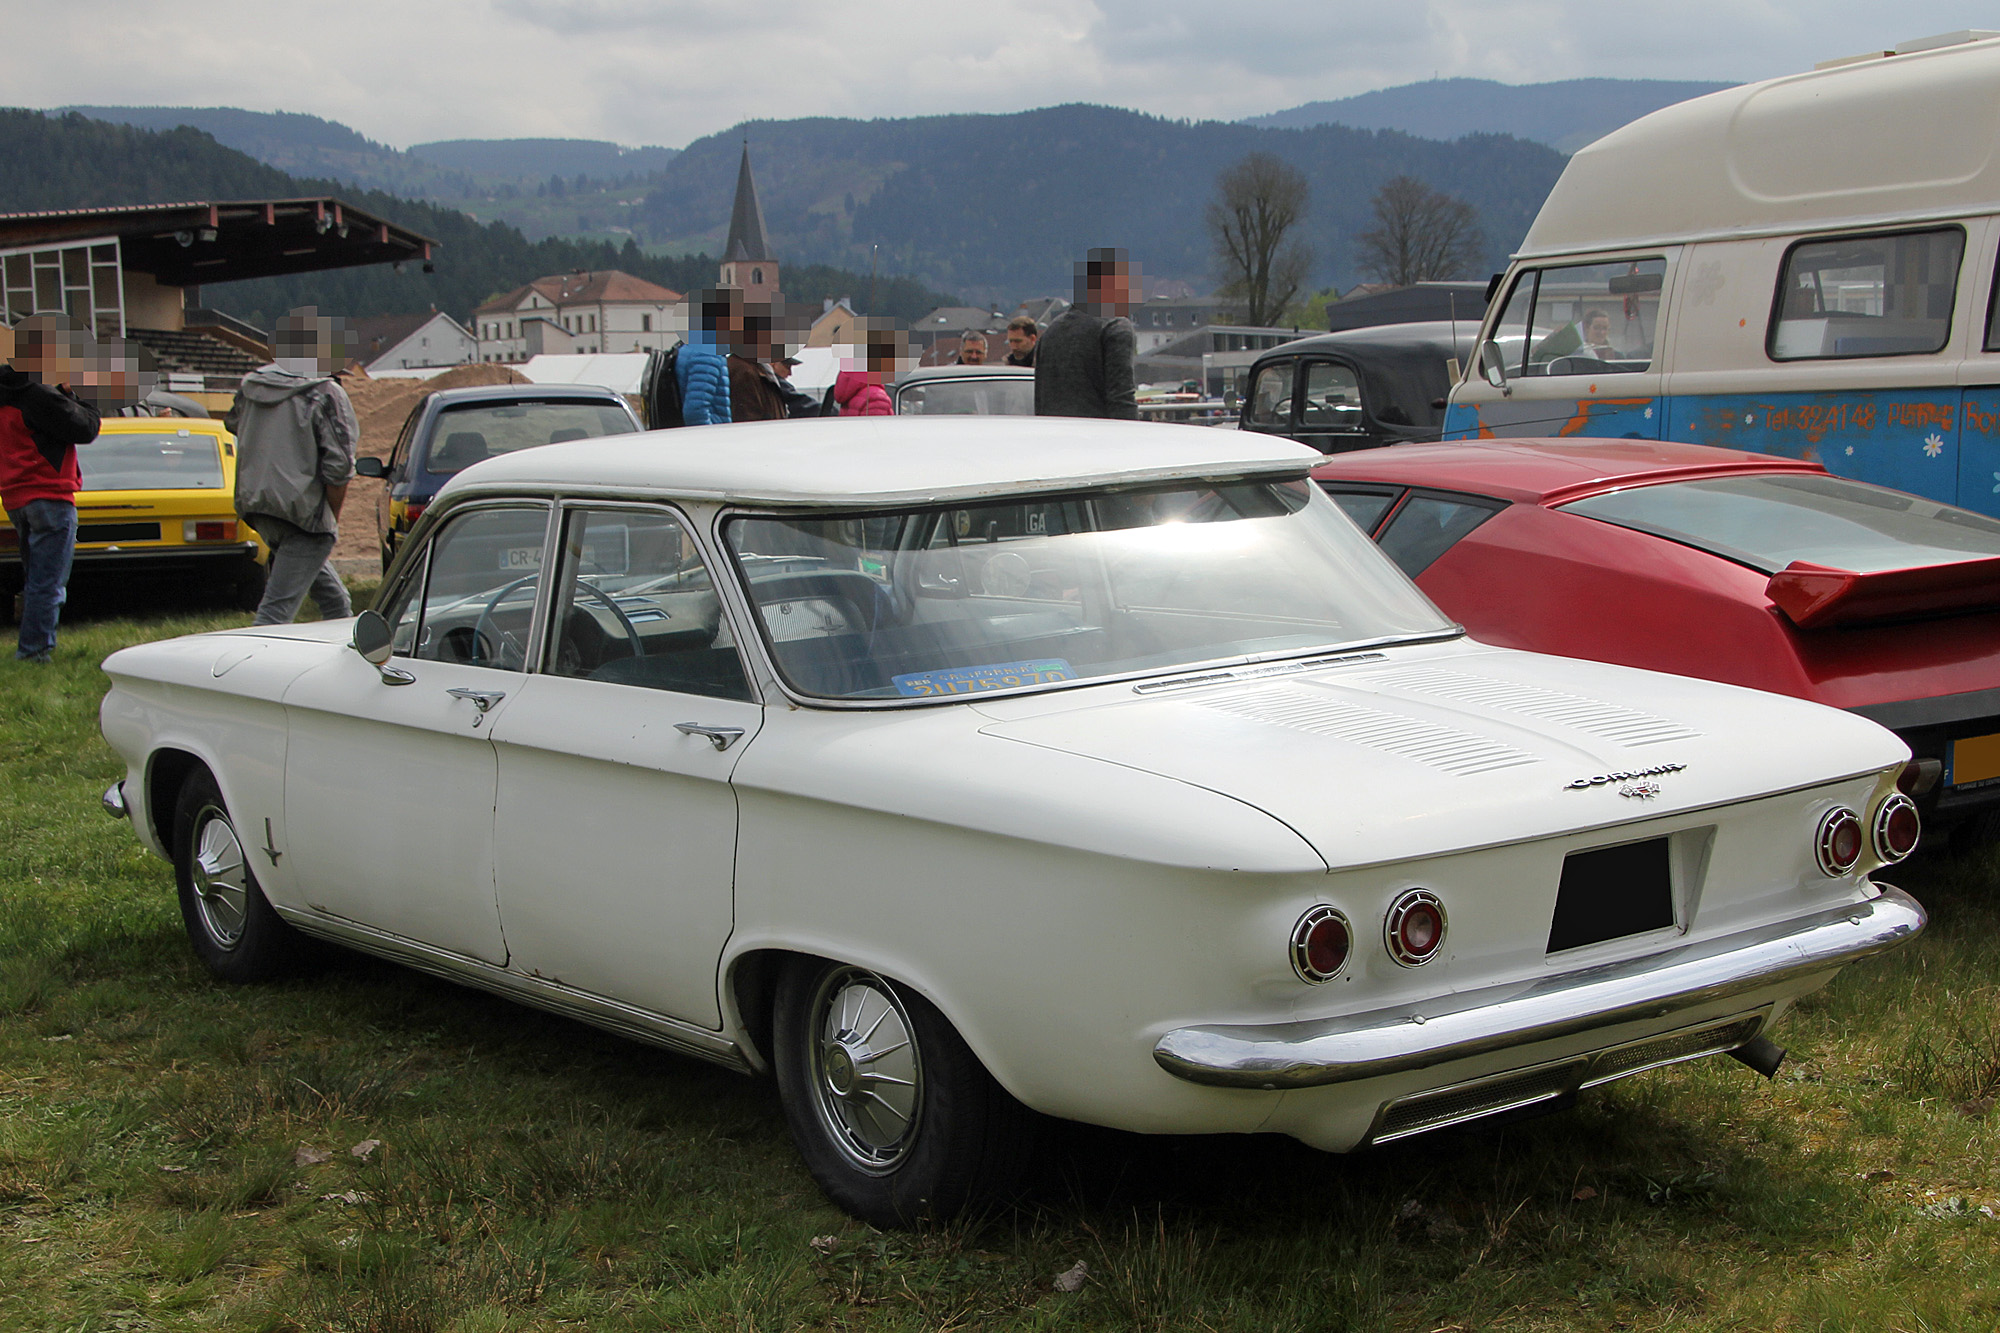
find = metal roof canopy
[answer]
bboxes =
[0,198,437,287]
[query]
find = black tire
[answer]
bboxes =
[773,957,1039,1227]
[171,767,311,983]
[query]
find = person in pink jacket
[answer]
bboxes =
[829,321,907,416]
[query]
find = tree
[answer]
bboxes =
[1206,153,1313,327]
[1354,176,1485,287]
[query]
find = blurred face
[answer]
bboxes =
[1585,314,1610,345]
[1090,264,1135,314]
[1007,327,1037,356]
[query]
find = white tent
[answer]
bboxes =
[517,352,651,395]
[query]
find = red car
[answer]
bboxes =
[1312,438,2000,844]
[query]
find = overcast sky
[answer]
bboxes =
[6,1,1995,148]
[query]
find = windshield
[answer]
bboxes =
[423,399,637,475]
[1559,473,2000,574]
[723,480,1451,702]
[895,377,1035,416]
[77,431,224,491]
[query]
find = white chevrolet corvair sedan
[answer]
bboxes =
[99,416,1926,1226]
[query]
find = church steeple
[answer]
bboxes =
[720,141,778,304]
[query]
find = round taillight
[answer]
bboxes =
[1385,890,1447,966]
[1815,807,1863,877]
[1872,792,1920,863]
[1291,905,1352,983]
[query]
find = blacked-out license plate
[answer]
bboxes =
[1548,837,1673,953]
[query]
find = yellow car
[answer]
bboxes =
[2,417,267,610]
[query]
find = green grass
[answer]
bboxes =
[2,603,1998,1330]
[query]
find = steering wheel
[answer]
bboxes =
[471,575,648,671]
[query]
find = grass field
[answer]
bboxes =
[2,602,1998,1331]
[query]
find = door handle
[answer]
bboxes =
[676,722,745,751]
[446,687,507,713]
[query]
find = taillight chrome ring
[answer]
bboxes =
[1291,905,1352,983]
[1384,890,1447,967]
[1871,792,1920,864]
[1815,806,1863,877]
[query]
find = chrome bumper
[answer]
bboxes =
[1155,885,1925,1090]
[101,781,128,820]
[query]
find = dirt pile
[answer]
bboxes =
[332,364,529,573]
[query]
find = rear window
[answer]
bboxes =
[78,431,224,491]
[422,399,638,475]
[1558,473,2000,574]
[896,377,1034,416]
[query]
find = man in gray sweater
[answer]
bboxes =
[1034,248,1139,420]
[229,309,358,625]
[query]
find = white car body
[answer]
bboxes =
[99,416,1924,1222]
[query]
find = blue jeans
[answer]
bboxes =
[8,498,77,661]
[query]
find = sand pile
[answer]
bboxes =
[332,363,529,572]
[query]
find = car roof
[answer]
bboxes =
[1310,437,1829,505]
[894,365,1035,384]
[1261,320,1479,362]
[95,417,228,436]
[443,415,1319,508]
[425,383,633,406]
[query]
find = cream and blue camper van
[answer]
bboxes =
[1445,30,2000,517]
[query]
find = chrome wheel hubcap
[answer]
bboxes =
[809,968,922,1174]
[190,808,249,948]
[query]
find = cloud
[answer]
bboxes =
[3,0,1995,147]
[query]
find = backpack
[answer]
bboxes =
[646,344,685,428]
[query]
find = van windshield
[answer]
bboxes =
[1558,473,2000,574]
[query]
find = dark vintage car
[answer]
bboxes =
[356,383,642,570]
[1239,322,1479,454]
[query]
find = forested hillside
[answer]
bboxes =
[638,105,1568,300]
[0,111,958,328]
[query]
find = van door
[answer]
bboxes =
[1957,218,2000,517]
[1445,252,1675,442]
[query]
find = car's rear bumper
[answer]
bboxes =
[1154,884,1924,1091]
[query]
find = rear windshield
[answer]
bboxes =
[423,399,637,475]
[895,377,1035,416]
[77,431,223,491]
[1558,473,2000,574]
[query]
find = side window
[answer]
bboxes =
[1772,227,1965,360]
[1298,362,1364,432]
[1317,484,1402,533]
[1526,258,1666,376]
[388,408,421,476]
[1486,271,1536,379]
[1242,359,1295,430]
[382,505,551,669]
[547,507,752,701]
[1376,493,1504,577]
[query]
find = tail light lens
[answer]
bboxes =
[403,502,427,527]
[1385,890,1446,966]
[1290,905,1352,983]
[1815,807,1863,877]
[1871,792,1920,864]
[184,520,237,542]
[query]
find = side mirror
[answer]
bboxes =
[1481,340,1512,395]
[352,610,414,684]
[355,456,386,479]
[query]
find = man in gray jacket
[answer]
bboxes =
[1034,249,1139,420]
[229,309,358,625]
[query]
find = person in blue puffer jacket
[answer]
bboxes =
[677,288,738,425]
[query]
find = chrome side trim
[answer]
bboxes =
[273,907,753,1074]
[1154,885,1924,1089]
[101,781,129,820]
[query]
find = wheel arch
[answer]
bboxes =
[145,748,208,854]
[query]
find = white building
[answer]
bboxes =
[349,310,478,372]
[473,269,683,364]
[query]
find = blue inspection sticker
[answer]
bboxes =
[892,659,1074,698]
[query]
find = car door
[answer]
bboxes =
[1292,358,1373,453]
[278,502,553,964]
[487,502,762,1029]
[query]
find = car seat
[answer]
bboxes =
[549,427,589,443]
[432,431,490,473]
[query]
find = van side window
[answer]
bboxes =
[1488,272,1536,379]
[1525,259,1665,376]
[1983,239,2000,352]
[1769,227,1964,361]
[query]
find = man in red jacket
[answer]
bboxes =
[1,316,102,664]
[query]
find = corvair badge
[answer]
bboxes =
[1618,781,1663,800]
[1565,763,1685,791]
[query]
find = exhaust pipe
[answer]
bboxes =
[1727,1035,1786,1079]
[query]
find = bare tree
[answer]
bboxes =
[1354,176,1485,287]
[1207,153,1313,327]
